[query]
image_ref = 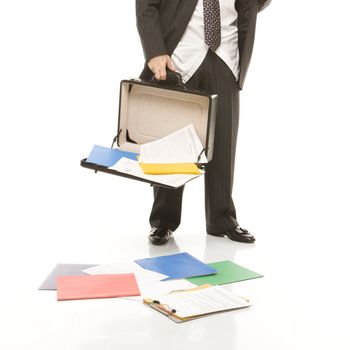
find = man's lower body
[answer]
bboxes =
[148,50,255,244]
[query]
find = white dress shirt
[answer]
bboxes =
[171,0,239,83]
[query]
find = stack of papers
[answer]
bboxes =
[138,124,207,175]
[111,157,203,188]
[113,125,206,186]
[85,125,206,187]
[139,162,201,175]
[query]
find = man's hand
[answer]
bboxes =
[147,55,176,80]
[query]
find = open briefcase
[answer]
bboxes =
[81,72,218,189]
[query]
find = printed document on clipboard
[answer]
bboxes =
[143,284,251,323]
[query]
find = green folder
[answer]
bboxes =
[186,260,263,286]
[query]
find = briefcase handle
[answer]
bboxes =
[151,70,185,88]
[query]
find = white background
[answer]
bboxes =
[0,1,349,349]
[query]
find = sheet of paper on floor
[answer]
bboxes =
[83,261,168,286]
[117,277,196,302]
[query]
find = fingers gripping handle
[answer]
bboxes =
[151,70,185,88]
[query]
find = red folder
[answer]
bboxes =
[57,273,140,301]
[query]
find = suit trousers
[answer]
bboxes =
[149,49,240,234]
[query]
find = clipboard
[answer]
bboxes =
[143,284,251,323]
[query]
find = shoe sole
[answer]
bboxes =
[207,232,255,243]
[149,238,169,245]
[207,232,225,237]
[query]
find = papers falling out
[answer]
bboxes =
[138,124,207,164]
[86,145,138,167]
[84,125,207,186]
[139,162,201,175]
[111,157,203,188]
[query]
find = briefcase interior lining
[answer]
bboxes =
[118,81,214,158]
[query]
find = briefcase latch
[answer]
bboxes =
[111,129,122,149]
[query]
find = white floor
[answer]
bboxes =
[1,164,350,350]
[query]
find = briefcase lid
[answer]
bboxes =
[116,79,217,162]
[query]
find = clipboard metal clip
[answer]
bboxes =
[150,299,176,317]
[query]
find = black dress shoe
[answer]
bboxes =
[148,227,173,245]
[208,225,255,243]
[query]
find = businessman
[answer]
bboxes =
[136,0,271,245]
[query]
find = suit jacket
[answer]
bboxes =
[136,0,271,90]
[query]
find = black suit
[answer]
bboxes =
[136,0,270,89]
[135,0,270,234]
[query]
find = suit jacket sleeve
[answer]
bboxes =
[136,0,168,62]
[258,0,272,12]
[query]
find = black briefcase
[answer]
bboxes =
[81,72,218,188]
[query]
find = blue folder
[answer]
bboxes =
[86,145,138,167]
[135,252,217,280]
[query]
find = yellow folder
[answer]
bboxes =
[139,162,201,175]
